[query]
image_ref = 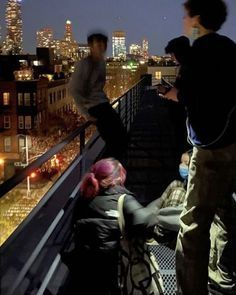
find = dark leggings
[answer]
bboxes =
[66,253,120,295]
[88,103,128,160]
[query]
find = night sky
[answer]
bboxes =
[0,0,235,55]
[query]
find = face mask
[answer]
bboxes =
[179,165,189,180]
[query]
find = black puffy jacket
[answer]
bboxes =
[72,185,156,255]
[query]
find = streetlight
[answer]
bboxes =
[17,134,31,196]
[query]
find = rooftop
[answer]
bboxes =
[0,77,189,295]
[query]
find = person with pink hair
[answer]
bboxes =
[67,158,156,295]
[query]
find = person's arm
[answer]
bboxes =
[69,60,90,115]
[156,205,183,232]
[123,195,157,238]
[164,87,179,102]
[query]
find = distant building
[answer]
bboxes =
[3,0,23,54]
[0,54,39,81]
[106,60,147,99]
[78,44,90,59]
[0,78,49,179]
[36,47,55,74]
[45,20,78,62]
[0,72,75,181]
[148,65,178,85]
[112,31,126,60]
[64,20,73,42]
[142,39,149,60]
[47,79,75,117]
[37,28,54,48]
[129,44,142,56]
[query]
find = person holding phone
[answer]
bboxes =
[163,1,236,294]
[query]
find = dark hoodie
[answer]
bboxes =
[72,185,156,254]
[178,33,236,148]
[68,186,156,294]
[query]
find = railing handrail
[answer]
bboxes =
[161,77,174,87]
[0,122,91,198]
[111,78,145,106]
[0,76,147,295]
[0,78,145,199]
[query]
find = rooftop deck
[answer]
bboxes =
[0,78,190,295]
[124,88,185,204]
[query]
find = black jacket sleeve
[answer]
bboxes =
[123,195,157,238]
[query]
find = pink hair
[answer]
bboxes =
[80,158,127,199]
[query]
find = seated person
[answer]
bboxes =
[68,158,157,295]
[149,152,236,294]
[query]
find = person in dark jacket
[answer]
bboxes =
[163,1,236,294]
[158,36,191,155]
[68,158,156,295]
[158,36,191,95]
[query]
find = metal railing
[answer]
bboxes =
[0,77,147,295]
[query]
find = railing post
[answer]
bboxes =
[131,88,134,123]
[138,84,141,111]
[125,93,128,131]
[132,87,135,122]
[118,99,121,117]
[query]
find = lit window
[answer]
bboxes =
[3,92,10,105]
[4,137,11,152]
[24,93,31,106]
[18,137,25,152]
[155,71,162,80]
[4,116,11,129]
[25,116,32,129]
[18,116,24,129]
[18,93,23,106]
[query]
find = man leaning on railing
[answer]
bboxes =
[69,32,128,160]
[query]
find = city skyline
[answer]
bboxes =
[0,0,236,55]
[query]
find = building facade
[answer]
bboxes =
[129,44,142,56]
[3,0,23,54]
[64,20,73,42]
[0,78,48,180]
[142,39,149,60]
[78,44,90,59]
[37,28,54,48]
[47,79,75,117]
[112,31,127,60]
[148,65,178,85]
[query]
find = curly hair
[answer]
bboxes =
[184,0,228,31]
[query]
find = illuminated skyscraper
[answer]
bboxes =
[142,39,149,60]
[65,20,73,42]
[37,28,54,48]
[36,21,78,61]
[112,31,126,60]
[4,0,23,54]
[129,44,142,56]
